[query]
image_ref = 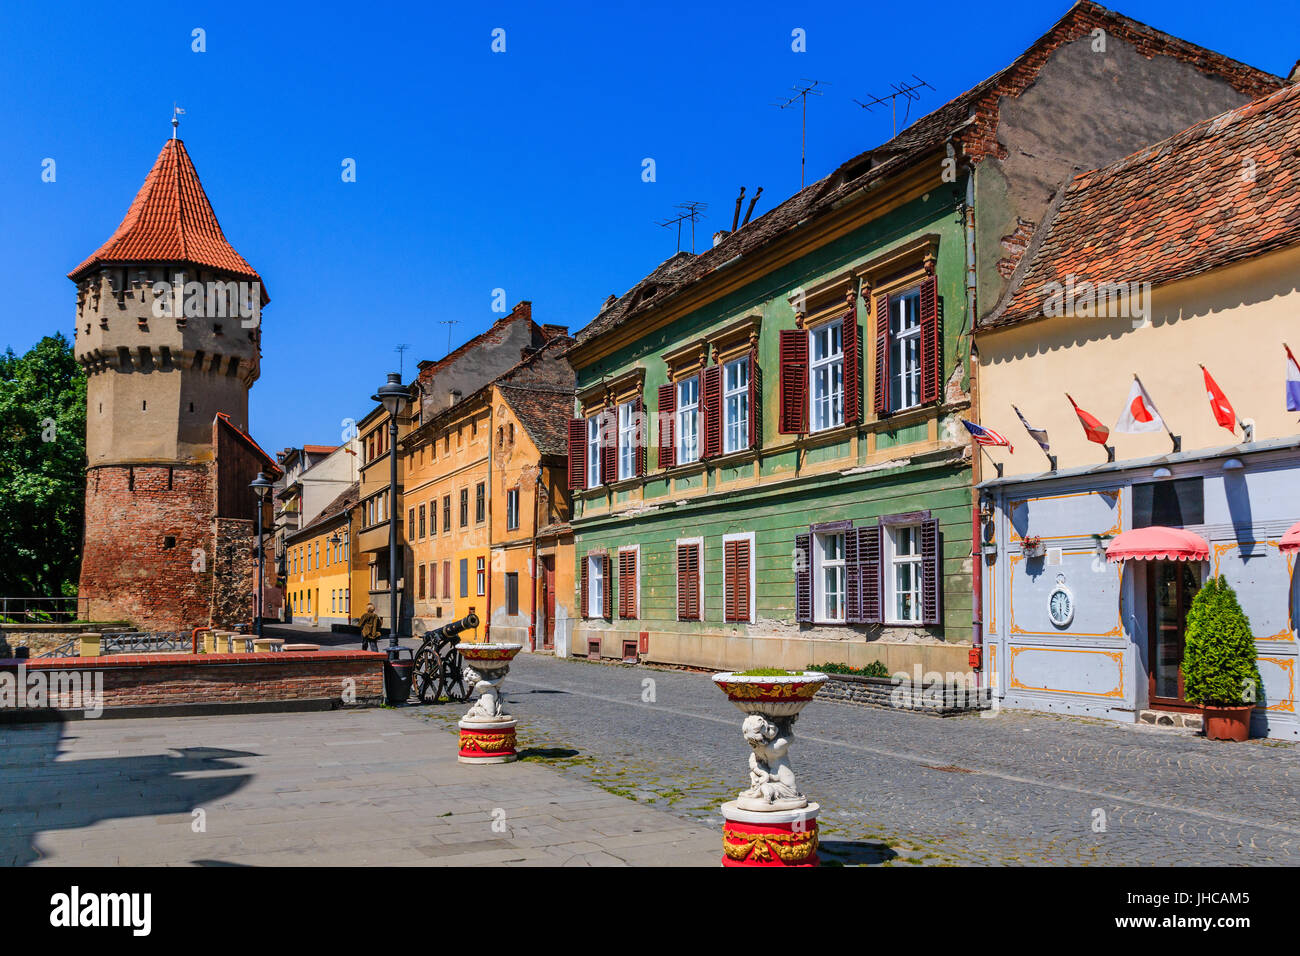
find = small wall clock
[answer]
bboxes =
[1048,574,1074,628]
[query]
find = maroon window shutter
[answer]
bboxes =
[737,540,753,623]
[778,329,808,434]
[567,418,585,489]
[794,531,811,623]
[702,364,722,458]
[873,293,890,416]
[921,517,941,625]
[619,550,637,619]
[845,528,862,624]
[677,545,688,619]
[724,540,738,622]
[603,554,613,619]
[658,382,676,469]
[600,408,616,484]
[726,539,751,623]
[689,545,700,621]
[580,555,589,619]
[747,348,761,449]
[861,524,882,624]
[633,395,645,477]
[919,276,940,405]
[843,311,861,426]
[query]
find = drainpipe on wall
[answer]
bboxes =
[965,168,983,694]
[529,467,540,652]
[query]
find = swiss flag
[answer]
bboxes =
[1115,377,1165,434]
[1066,394,1110,445]
[1200,364,1236,433]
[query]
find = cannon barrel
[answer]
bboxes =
[432,611,479,643]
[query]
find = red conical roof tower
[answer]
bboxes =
[68,139,265,296]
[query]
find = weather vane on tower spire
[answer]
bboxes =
[172,104,185,139]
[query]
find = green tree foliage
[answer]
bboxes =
[0,334,86,597]
[1182,575,1262,707]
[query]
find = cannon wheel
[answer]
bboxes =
[411,644,439,703]
[438,646,471,702]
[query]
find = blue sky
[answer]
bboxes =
[2,0,1294,456]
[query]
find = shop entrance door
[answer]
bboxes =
[1147,560,1201,710]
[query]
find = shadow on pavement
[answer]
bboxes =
[818,839,899,866]
[516,747,581,760]
[0,716,257,866]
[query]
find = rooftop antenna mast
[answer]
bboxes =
[438,320,460,356]
[773,79,826,190]
[394,343,411,377]
[171,103,185,139]
[854,75,934,139]
[655,201,709,253]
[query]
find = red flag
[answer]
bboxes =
[1200,364,1236,433]
[1066,394,1110,445]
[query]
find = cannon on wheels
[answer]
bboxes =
[411,611,480,703]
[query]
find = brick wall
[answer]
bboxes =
[80,463,215,630]
[5,650,385,714]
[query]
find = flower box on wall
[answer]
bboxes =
[1020,535,1045,558]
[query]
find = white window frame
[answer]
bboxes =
[721,531,755,624]
[618,544,641,619]
[808,321,844,433]
[586,415,601,488]
[587,554,605,618]
[476,556,486,597]
[676,377,700,464]
[890,288,923,413]
[617,400,637,480]
[812,531,846,624]
[723,356,749,454]
[506,488,519,530]
[675,536,704,622]
[885,523,922,624]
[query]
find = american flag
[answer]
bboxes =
[961,419,1013,452]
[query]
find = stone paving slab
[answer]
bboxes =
[0,707,719,867]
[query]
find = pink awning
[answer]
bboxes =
[1106,527,1210,563]
[1281,521,1300,554]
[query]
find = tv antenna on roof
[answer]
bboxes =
[855,75,934,139]
[655,201,708,253]
[437,320,460,356]
[773,79,826,190]
[394,343,411,377]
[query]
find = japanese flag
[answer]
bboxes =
[1115,377,1165,434]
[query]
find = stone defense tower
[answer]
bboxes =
[69,138,267,629]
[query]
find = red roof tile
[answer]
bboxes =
[987,82,1300,329]
[68,139,263,291]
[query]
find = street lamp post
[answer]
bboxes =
[373,372,409,651]
[249,471,274,640]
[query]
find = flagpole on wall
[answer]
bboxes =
[1135,373,1180,453]
[1198,363,1252,443]
[976,444,1004,479]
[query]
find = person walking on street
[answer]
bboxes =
[357,604,381,652]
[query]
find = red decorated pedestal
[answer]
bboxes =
[458,718,518,764]
[721,802,820,867]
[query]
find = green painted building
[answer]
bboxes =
[563,1,1280,677]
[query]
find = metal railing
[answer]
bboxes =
[36,638,81,659]
[0,597,90,625]
[102,633,191,655]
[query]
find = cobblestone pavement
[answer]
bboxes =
[411,654,1300,866]
[0,707,717,867]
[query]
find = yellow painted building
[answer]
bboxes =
[401,393,492,635]
[284,482,360,628]
[399,333,575,647]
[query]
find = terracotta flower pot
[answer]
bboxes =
[1203,704,1252,742]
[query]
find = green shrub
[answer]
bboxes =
[814,661,892,679]
[1182,576,1262,707]
[731,667,798,677]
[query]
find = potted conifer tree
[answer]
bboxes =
[1182,576,1262,742]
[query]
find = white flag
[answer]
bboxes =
[1115,377,1165,434]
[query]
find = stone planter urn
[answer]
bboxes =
[712,671,828,867]
[457,643,524,764]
